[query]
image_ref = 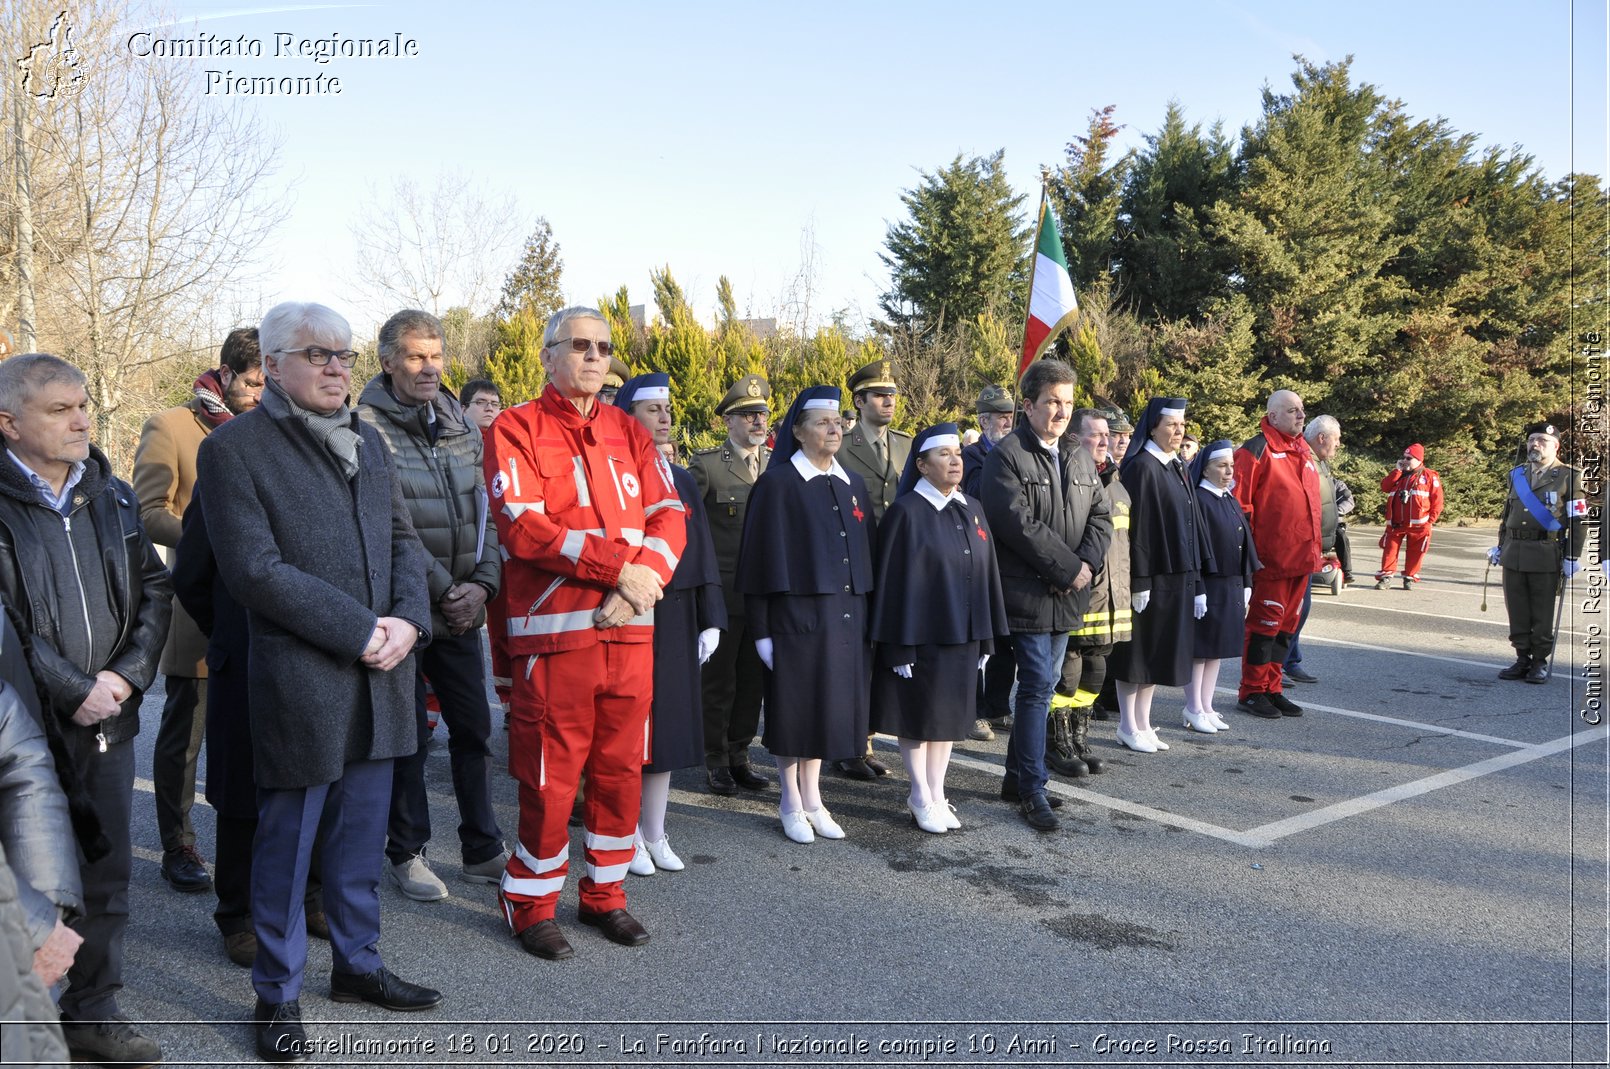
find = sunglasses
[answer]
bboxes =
[549,337,614,357]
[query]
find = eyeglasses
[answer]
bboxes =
[276,346,359,368]
[549,337,614,358]
[735,411,769,422]
[467,398,503,410]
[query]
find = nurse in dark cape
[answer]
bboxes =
[734,386,875,845]
[869,423,1008,833]
[614,374,727,874]
[1108,396,1213,753]
[1187,439,1260,733]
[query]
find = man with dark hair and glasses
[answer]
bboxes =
[484,306,687,961]
[689,374,774,796]
[459,379,503,432]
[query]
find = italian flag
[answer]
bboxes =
[1019,195,1079,379]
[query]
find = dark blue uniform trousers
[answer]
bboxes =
[252,758,390,1003]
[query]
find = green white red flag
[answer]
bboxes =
[1019,195,1078,379]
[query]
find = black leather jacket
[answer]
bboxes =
[0,446,171,744]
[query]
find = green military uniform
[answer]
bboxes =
[838,359,912,524]
[1497,422,1584,682]
[689,374,772,779]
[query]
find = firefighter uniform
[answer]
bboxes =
[688,375,772,787]
[484,383,687,934]
[1496,423,1584,683]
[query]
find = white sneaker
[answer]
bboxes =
[643,835,684,871]
[803,807,845,839]
[388,854,448,901]
[628,833,656,876]
[781,810,815,844]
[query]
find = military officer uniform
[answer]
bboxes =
[838,359,913,524]
[1496,421,1585,683]
[689,374,773,793]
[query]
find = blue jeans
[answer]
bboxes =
[1284,585,1313,669]
[1003,631,1069,799]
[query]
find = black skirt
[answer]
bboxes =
[870,641,981,741]
[1193,574,1247,660]
[646,585,706,773]
[760,591,870,760]
[1108,571,1194,686]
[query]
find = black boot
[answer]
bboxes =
[1497,655,1530,680]
[1045,707,1088,778]
[1525,657,1550,684]
[1069,708,1105,774]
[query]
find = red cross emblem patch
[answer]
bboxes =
[851,495,864,523]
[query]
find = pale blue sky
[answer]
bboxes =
[156,0,1607,335]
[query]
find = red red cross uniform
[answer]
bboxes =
[484,385,686,933]
[1377,466,1444,583]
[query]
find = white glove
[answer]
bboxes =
[1132,590,1151,614]
[1487,546,1502,567]
[755,637,774,670]
[1243,587,1253,609]
[977,654,990,672]
[893,664,913,679]
[697,628,720,665]
[1564,558,1581,579]
[1193,594,1207,619]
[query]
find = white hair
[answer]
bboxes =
[1305,414,1340,442]
[259,302,352,367]
[543,306,609,348]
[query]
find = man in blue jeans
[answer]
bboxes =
[979,359,1111,832]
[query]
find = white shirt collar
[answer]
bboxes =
[914,478,964,512]
[7,450,84,513]
[1198,479,1231,497]
[791,449,850,484]
[1145,439,1178,464]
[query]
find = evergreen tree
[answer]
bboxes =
[495,218,565,323]
[878,150,1029,335]
[1049,106,1133,291]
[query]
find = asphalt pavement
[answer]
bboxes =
[109,524,1607,1068]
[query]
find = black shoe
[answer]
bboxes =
[304,910,330,941]
[705,766,737,796]
[987,713,1014,731]
[224,929,257,968]
[1403,576,1413,590]
[578,907,650,946]
[1284,665,1320,684]
[729,764,771,790]
[1000,781,1064,808]
[1498,656,1530,680]
[836,758,877,781]
[254,998,308,1063]
[1019,793,1060,832]
[1268,692,1303,716]
[1373,577,1389,590]
[62,1013,163,1067]
[1237,694,1283,719]
[1525,659,1550,684]
[515,919,574,960]
[330,966,442,1011]
[1090,704,1112,721]
[162,845,212,893]
[863,755,892,777]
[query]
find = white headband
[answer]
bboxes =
[1160,406,1186,418]
[633,386,670,401]
[1208,446,1234,462]
[802,398,839,411]
[918,432,960,453]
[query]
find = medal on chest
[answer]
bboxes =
[851,495,864,523]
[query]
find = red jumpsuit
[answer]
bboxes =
[1377,466,1443,583]
[484,385,686,933]
[1233,417,1322,701]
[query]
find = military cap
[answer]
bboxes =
[717,373,771,416]
[1106,407,1134,434]
[1524,421,1561,442]
[975,385,1014,414]
[602,356,630,389]
[848,358,898,393]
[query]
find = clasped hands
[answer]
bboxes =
[440,582,489,635]
[70,670,132,727]
[363,617,419,671]
[595,562,665,630]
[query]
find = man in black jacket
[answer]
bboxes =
[979,359,1111,832]
[357,309,506,903]
[0,353,172,1066]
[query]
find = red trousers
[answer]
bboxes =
[1377,525,1431,582]
[1239,573,1307,700]
[498,641,652,933]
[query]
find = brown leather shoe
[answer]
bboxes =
[224,929,257,968]
[515,919,574,960]
[304,910,330,941]
[577,907,650,946]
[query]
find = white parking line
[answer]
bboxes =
[1243,725,1608,845]
[1212,690,1532,747]
[1323,598,1592,639]
[1298,634,1591,681]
